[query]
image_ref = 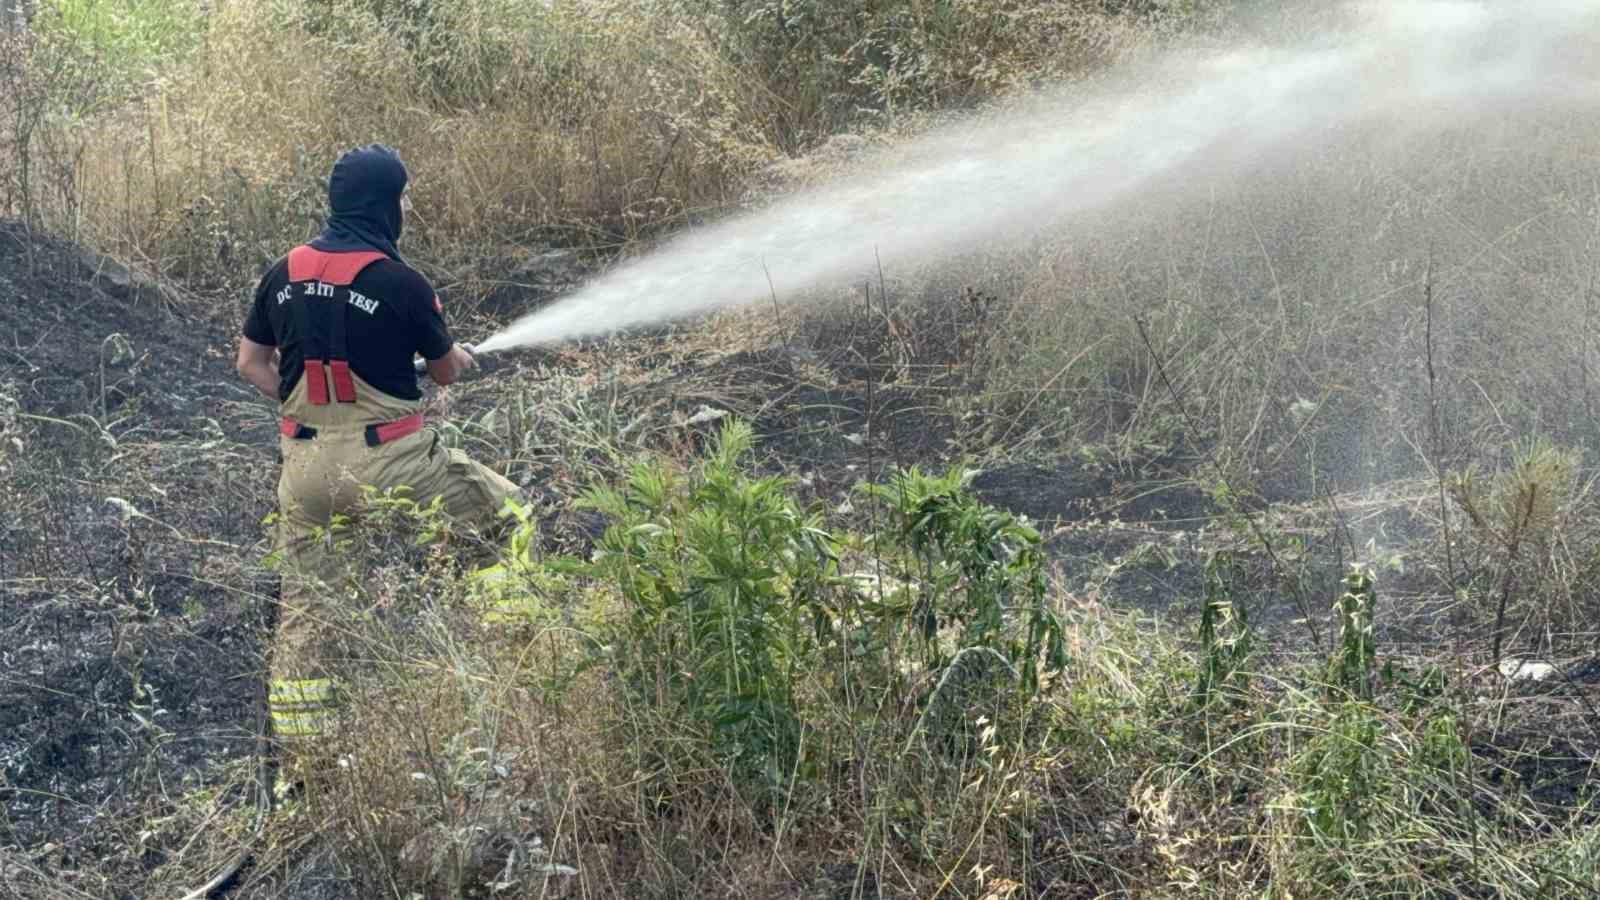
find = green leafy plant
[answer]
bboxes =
[546,423,1070,802]
[1292,699,1390,847]
[1328,567,1376,700]
[580,419,842,794]
[467,498,566,631]
[858,465,1067,697]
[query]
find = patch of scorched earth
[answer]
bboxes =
[0,221,275,887]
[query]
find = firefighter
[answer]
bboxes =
[235,144,516,751]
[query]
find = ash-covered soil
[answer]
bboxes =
[0,228,1235,894]
[0,221,277,890]
[2,222,1594,898]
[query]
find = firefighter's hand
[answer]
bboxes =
[425,342,477,386]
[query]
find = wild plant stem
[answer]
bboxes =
[859,279,882,826]
[1134,314,1322,648]
[863,282,879,525]
[1583,189,1599,426]
[1491,484,1535,666]
[874,247,905,474]
[1583,273,1594,425]
[647,127,682,198]
[762,259,787,345]
[1423,256,1460,603]
[1323,483,1356,560]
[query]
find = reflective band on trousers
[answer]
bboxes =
[269,678,337,738]
[272,709,335,738]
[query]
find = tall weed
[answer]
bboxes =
[567,421,1068,799]
[580,419,841,798]
[858,464,1067,696]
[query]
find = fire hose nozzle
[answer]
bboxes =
[414,343,487,377]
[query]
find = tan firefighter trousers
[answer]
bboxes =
[267,369,516,743]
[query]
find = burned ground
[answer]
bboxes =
[0,231,1227,894]
[1,220,1596,897]
[0,221,276,891]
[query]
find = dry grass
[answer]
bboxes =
[4,2,1600,898]
[238,489,1600,898]
[2,0,1234,294]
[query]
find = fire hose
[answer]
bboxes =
[174,689,271,900]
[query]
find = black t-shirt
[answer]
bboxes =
[243,254,452,402]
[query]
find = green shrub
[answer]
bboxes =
[579,419,842,796]
[857,464,1067,696]
[499,420,1069,804]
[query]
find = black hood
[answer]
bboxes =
[309,145,408,260]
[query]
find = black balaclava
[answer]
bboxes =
[309,144,408,261]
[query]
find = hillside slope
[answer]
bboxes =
[0,221,275,893]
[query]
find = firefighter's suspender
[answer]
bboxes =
[286,279,330,405]
[326,291,357,403]
[285,247,388,406]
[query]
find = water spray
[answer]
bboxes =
[471,0,1600,354]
